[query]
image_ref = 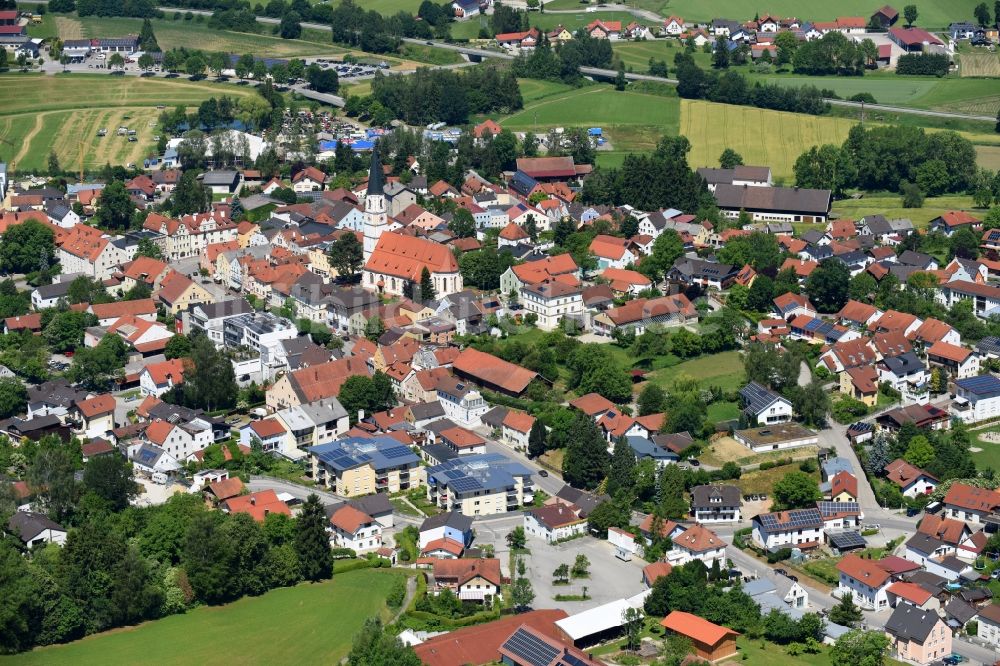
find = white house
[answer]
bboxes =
[139,358,187,398]
[523,504,587,543]
[519,280,583,331]
[664,525,726,568]
[329,505,382,554]
[951,375,1000,424]
[501,410,535,451]
[689,485,741,524]
[752,508,824,550]
[436,377,489,427]
[884,459,938,498]
[836,554,893,610]
[7,511,67,547]
[418,511,474,550]
[976,604,1000,650]
[739,382,793,425]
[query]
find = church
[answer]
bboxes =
[361,144,463,298]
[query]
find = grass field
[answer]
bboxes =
[972,425,1000,471]
[0,570,401,666]
[960,52,1000,78]
[26,14,60,39]
[831,194,979,227]
[647,350,744,392]
[977,145,1000,170]
[735,462,819,495]
[700,435,819,467]
[0,74,258,172]
[451,10,652,39]
[679,99,860,180]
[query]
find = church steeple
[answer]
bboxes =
[363,141,388,264]
[366,141,384,196]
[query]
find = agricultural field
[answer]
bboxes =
[831,194,980,228]
[67,16,343,58]
[679,99,860,179]
[977,145,1000,170]
[26,14,60,39]
[959,52,1000,78]
[450,10,653,40]
[0,570,401,666]
[0,74,258,172]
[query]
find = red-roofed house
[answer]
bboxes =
[73,394,116,438]
[943,483,1000,524]
[363,231,463,298]
[523,503,587,543]
[930,211,981,236]
[660,611,739,662]
[430,558,502,602]
[599,267,651,296]
[884,459,938,498]
[240,418,288,452]
[89,298,158,327]
[224,490,291,522]
[927,341,979,379]
[292,166,327,193]
[329,505,382,553]
[837,553,894,610]
[590,235,636,269]
[886,581,939,611]
[139,358,187,397]
[587,19,622,39]
[501,410,536,450]
[414,609,569,666]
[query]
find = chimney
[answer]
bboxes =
[250,496,256,506]
[358,409,365,422]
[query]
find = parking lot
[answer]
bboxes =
[309,58,390,79]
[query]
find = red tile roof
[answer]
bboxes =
[421,537,465,557]
[453,348,537,395]
[414,609,569,666]
[207,477,245,501]
[76,394,116,418]
[836,553,892,588]
[502,410,536,433]
[224,490,291,522]
[250,418,286,438]
[143,358,187,386]
[432,558,502,587]
[330,505,374,533]
[830,471,858,499]
[943,483,1000,513]
[569,393,615,416]
[884,458,937,487]
[643,561,673,584]
[927,341,972,364]
[660,611,739,646]
[887,581,933,606]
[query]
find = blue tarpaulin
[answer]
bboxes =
[588,127,602,136]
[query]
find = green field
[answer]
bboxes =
[831,194,980,227]
[0,570,401,666]
[26,14,60,39]
[451,10,652,39]
[0,74,258,172]
[679,99,860,180]
[648,350,745,391]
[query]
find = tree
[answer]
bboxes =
[295,494,332,581]
[96,180,135,230]
[306,64,339,93]
[527,420,547,458]
[665,389,706,439]
[553,563,570,584]
[68,334,128,390]
[172,170,210,216]
[900,180,924,208]
[975,2,992,26]
[164,334,192,360]
[0,377,27,419]
[48,151,61,175]
[773,471,822,510]
[506,526,527,550]
[137,52,154,72]
[829,592,864,627]
[365,316,385,342]
[615,66,626,91]
[904,435,935,469]
[448,207,476,238]
[716,232,783,271]
[607,436,637,497]
[571,553,590,578]
[658,464,690,519]
[712,36,730,68]
[795,381,830,428]
[0,219,56,274]
[949,226,980,260]
[638,383,667,416]
[418,267,436,303]
[138,17,159,51]
[509,576,535,611]
[903,4,918,25]
[44,310,96,353]
[622,606,644,652]
[83,454,137,512]
[328,233,364,280]
[279,11,302,39]
[185,54,206,78]
[562,413,610,490]
[235,53,255,80]
[165,332,237,411]
[347,617,422,666]
[831,629,887,666]
[805,258,850,313]
[184,513,239,604]
[718,148,743,169]
[107,52,125,71]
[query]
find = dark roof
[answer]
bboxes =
[202,170,239,186]
[944,598,978,625]
[554,486,608,517]
[714,184,830,215]
[481,406,509,429]
[739,381,786,415]
[193,298,254,320]
[349,493,393,517]
[690,484,741,508]
[420,510,473,533]
[366,141,384,196]
[7,511,64,543]
[880,352,924,376]
[897,250,934,268]
[956,374,1000,398]
[410,401,447,421]
[884,605,941,643]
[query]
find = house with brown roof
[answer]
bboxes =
[927,341,979,380]
[837,553,895,610]
[829,470,859,502]
[414,609,570,666]
[430,558,502,603]
[666,524,726,568]
[523,503,587,543]
[884,458,938,498]
[599,267,652,296]
[452,347,538,397]
[291,166,327,193]
[943,483,1000,524]
[205,476,245,503]
[89,298,158,327]
[119,256,171,293]
[501,410,535,451]
[72,394,116,438]
[139,358,187,398]
[56,225,130,281]
[930,210,981,237]
[223,489,291,522]
[592,294,697,336]
[329,504,382,554]
[840,365,879,407]
[836,299,883,329]
[156,271,212,315]
[266,356,371,410]
[660,611,739,663]
[569,393,616,420]
[886,581,939,611]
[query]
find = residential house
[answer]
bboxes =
[942,483,1000,524]
[836,554,893,610]
[884,605,952,666]
[72,394,116,439]
[951,375,1000,424]
[7,511,67,547]
[519,280,584,330]
[430,558,501,603]
[139,358,186,397]
[589,234,635,269]
[929,211,980,237]
[329,505,382,554]
[308,436,425,497]
[436,376,490,427]
[591,294,697,336]
[752,508,824,550]
[841,365,879,407]
[665,524,726,568]
[927,341,979,380]
[884,459,938,498]
[689,485,741,523]
[418,511,474,551]
[223,490,291,522]
[976,604,1000,650]
[660,612,739,663]
[668,257,738,290]
[739,381,793,425]
[523,503,587,543]
[425,453,534,515]
[501,410,535,451]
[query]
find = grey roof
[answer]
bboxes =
[690,484,741,508]
[739,381,786,416]
[350,493,393,517]
[713,184,831,216]
[481,406,509,429]
[822,457,853,480]
[426,453,533,496]
[897,250,935,268]
[202,170,239,186]
[419,510,473,533]
[944,598,978,625]
[905,570,948,591]
[192,298,254,320]
[884,605,941,643]
[309,436,421,473]
[880,352,925,377]
[906,532,949,554]
[627,436,678,462]
[422,443,457,464]
[670,257,737,282]
[410,401,447,422]
[366,141,384,196]
[977,336,1000,356]
[28,379,87,409]
[7,511,64,543]
[554,486,609,518]
[34,278,78,300]
[833,250,868,267]
[743,579,777,597]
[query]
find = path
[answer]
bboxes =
[12,112,46,166]
[797,360,811,388]
[389,575,418,625]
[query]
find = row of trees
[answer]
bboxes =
[511,33,614,84]
[678,55,829,116]
[795,125,979,197]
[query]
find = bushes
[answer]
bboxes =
[767,548,793,563]
[387,577,407,609]
[897,53,949,77]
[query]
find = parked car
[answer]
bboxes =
[773,568,788,577]
[538,470,548,477]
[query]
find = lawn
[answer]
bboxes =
[611,40,680,72]
[728,636,832,666]
[500,84,680,134]
[976,145,1000,171]
[747,72,941,106]
[679,99,861,181]
[908,78,1000,116]
[831,194,980,228]
[0,570,402,666]
[706,400,740,424]
[0,74,258,172]
[647,350,744,392]
[26,14,60,39]
[972,425,1000,472]
[734,462,818,495]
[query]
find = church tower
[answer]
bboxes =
[362,142,387,263]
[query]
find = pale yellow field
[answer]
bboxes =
[960,52,1000,78]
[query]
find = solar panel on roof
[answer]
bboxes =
[382,445,411,459]
[828,531,866,549]
[502,629,560,666]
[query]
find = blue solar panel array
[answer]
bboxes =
[956,374,1000,398]
[309,436,420,472]
[426,453,533,495]
[502,628,559,666]
[756,507,823,530]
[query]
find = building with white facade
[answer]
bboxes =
[519,280,584,330]
[328,505,382,554]
[752,508,824,550]
[951,375,1000,424]
[523,504,587,543]
[690,485,741,523]
[436,376,489,427]
[836,554,893,610]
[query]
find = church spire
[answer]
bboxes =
[366,141,384,196]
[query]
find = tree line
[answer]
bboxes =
[896,53,950,77]
[368,66,522,127]
[511,32,613,84]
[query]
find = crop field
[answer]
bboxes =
[831,194,979,228]
[679,99,860,179]
[977,145,1000,170]
[0,570,401,666]
[0,74,257,172]
[908,78,1000,115]
[960,52,1000,78]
